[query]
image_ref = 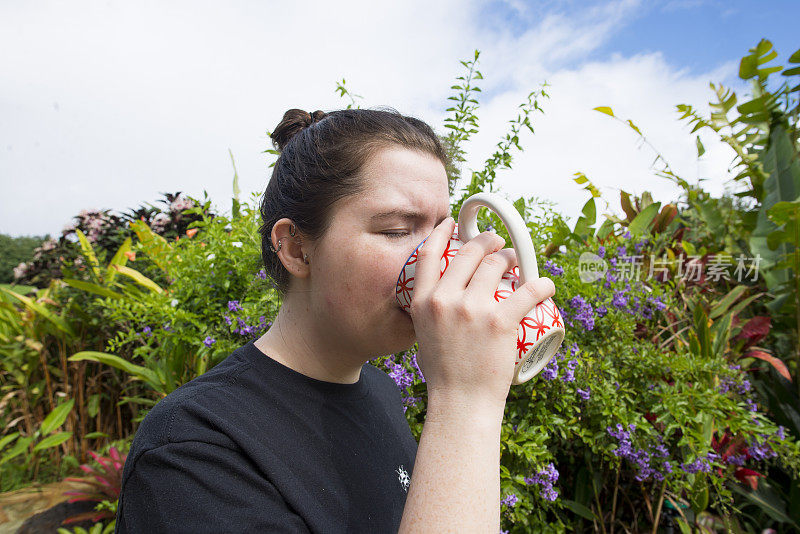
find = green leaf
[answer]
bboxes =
[740,39,779,81]
[33,431,72,452]
[40,399,75,435]
[729,292,765,316]
[711,312,732,357]
[689,474,709,514]
[730,483,797,526]
[0,432,20,452]
[130,219,174,274]
[627,202,661,236]
[767,199,800,226]
[749,125,800,298]
[105,237,132,282]
[562,499,596,521]
[593,106,614,117]
[596,218,615,240]
[0,286,75,337]
[74,229,102,280]
[84,431,109,440]
[0,436,34,465]
[70,351,161,388]
[110,265,164,294]
[62,279,124,300]
[695,135,705,157]
[87,393,101,418]
[710,285,748,318]
[75,230,100,280]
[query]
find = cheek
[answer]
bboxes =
[320,246,404,312]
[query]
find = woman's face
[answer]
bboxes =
[304,145,450,358]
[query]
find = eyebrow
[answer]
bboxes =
[369,209,450,225]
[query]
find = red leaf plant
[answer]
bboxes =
[711,431,764,490]
[61,447,127,525]
[734,315,771,349]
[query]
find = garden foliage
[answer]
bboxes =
[2,42,800,533]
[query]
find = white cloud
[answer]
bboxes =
[0,0,746,238]
[453,52,742,231]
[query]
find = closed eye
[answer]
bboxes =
[382,231,409,239]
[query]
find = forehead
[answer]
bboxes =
[348,146,450,218]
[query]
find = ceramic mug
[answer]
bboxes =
[395,193,565,385]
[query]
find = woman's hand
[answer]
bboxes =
[409,217,556,407]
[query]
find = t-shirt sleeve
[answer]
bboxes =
[114,440,311,534]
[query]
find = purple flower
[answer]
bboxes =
[596,305,608,318]
[162,323,172,331]
[562,359,578,383]
[748,437,777,461]
[577,388,591,401]
[611,291,628,309]
[608,424,673,481]
[597,245,606,258]
[541,357,558,380]
[543,259,564,276]
[777,426,786,439]
[386,358,416,391]
[255,269,267,280]
[500,493,518,508]
[726,454,746,466]
[566,295,595,331]
[203,336,216,347]
[682,458,711,474]
[228,300,242,312]
[223,314,232,326]
[410,351,425,383]
[623,230,631,239]
[648,296,667,311]
[526,463,560,501]
[141,325,152,337]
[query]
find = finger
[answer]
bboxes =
[412,217,456,299]
[463,248,518,302]
[499,277,556,323]
[437,231,505,294]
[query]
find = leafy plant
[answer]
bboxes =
[62,446,126,525]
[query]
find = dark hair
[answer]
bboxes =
[259,107,449,295]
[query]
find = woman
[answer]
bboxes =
[114,108,556,533]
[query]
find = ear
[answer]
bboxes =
[270,218,311,279]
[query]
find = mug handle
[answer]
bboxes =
[457,193,540,286]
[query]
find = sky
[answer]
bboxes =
[1,0,798,238]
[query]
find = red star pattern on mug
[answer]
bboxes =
[439,238,459,277]
[521,310,549,341]
[396,222,565,378]
[541,298,563,328]
[396,268,414,311]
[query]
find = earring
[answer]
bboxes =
[269,239,283,253]
[303,253,309,264]
[289,224,297,237]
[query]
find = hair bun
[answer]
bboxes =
[271,109,327,151]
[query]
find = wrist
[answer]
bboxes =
[426,388,507,424]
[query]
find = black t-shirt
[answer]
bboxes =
[114,341,418,533]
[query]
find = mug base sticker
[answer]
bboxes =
[516,328,565,383]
